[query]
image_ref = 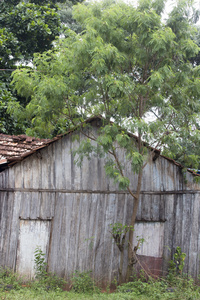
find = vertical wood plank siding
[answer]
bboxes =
[0,128,200,283]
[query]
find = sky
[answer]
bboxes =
[125,0,200,24]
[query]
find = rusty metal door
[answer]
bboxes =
[16,220,51,280]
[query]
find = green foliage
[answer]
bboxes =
[57,0,83,33]
[0,267,200,299]
[0,267,22,291]
[110,223,134,237]
[105,160,130,190]
[0,83,26,134]
[169,246,186,276]
[0,0,61,135]
[117,279,167,297]
[11,0,200,171]
[116,275,200,299]
[71,270,100,294]
[0,0,83,135]
[10,1,200,282]
[33,247,66,291]
[0,29,19,68]
[109,223,133,252]
[34,246,47,280]
[74,137,97,166]
[1,2,61,61]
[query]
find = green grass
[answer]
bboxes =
[0,289,200,300]
[0,281,200,300]
[0,267,200,300]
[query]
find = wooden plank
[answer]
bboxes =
[31,153,41,189]
[55,139,63,190]
[163,194,174,273]
[181,194,192,274]
[89,155,99,191]
[86,194,98,272]
[63,193,77,279]
[7,192,21,270]
[3,192,14,267]
[172,194,183,258]
[136,194,142,220]
[75,194,92,271]
[93,193,107,284]
[47,144,55,189]
[151,157,162,192]
[41,147,50,190]
[39,192,54,219]
[48,192,65,276]
[97,157,107,191]
[165,160,175,191]
[141,162,152,191]
[188,194,199,277]
[141,194,151,221]
[197,194,200,278]
[8,166,14,189]
[159,195,165,221]
[71,135,81,190]
[23,157,32,189]
[81,155,90,191]
[64,193,80,277]
[107,193,118,283]
[30,192,41,219]
[101,194,115,284]
[0,173,2,188]
[19,192,31,219]
[55,193,68,278]
[14,163,23,189]
[1,171,6,189]
[150,195,160,221]
[0,192,9,266]
[61,135,71,189]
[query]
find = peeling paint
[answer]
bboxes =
[16,220,51,280]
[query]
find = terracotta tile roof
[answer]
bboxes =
[0,134,51,166]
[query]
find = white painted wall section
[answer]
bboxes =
[133,222,164,257]
[16,220,51,280]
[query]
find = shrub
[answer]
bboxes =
[0,267,22,291]
[71,270,100,294]
[33,247,66,291]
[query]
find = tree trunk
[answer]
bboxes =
[119,249,124,284]
[126,168,143,282]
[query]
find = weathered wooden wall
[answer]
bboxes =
[0,124,200,283]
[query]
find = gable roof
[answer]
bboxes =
[0,117,199,177]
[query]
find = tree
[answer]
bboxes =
[1,2,61,61]
[0,0,61,134]
[0,0,83,134]
[12,0,200,281]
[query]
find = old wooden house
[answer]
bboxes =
[0,117,200,284]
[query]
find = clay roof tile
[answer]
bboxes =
[0,134,51,165]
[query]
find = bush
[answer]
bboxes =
[33,246,66,291]
[116,273,200,300]
[71,270,100,294]
[0,267,22,291]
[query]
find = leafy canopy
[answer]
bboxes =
[0,0,84,135]
[12,0,200,172]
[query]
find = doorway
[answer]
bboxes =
[16,219,51,280]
